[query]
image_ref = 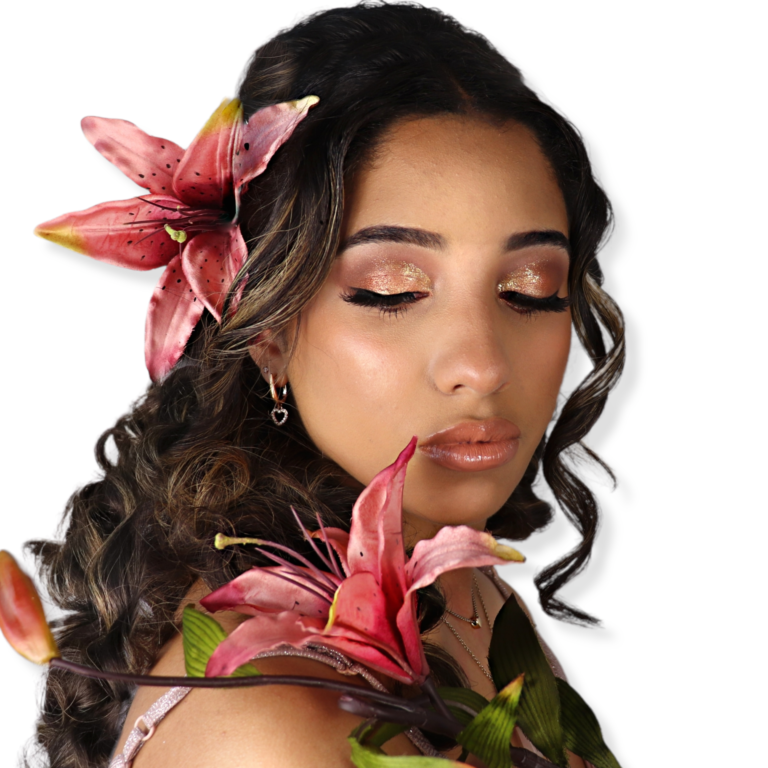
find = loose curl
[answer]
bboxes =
[26,4,624,766]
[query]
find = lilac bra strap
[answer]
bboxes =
[109,686,191,768]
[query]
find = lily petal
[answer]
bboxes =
[173,98,240,209]
[232,96,319,211]
[347,439,415,600]
[405,527,525,595]
[35,196,184,270]
[81,116,184,195]
[206,612,418,683]
[200,565,334,618]
[394,527,525,681]
[324,572,403,655]
[205,612,320,677]
[145,254,204,381]
[182,224,247,321]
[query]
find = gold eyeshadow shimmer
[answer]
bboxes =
[498,264,550,297]
[359,261,432,294]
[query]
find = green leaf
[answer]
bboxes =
[557,679,622,768]
[488,596,567,767]
[360,720,411,749]
[456,675,523,768]
[182,606,260,678]
[437,686,490,727]
[348,737,457,766]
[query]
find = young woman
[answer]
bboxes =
[26,4,623,766]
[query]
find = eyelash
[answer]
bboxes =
[341,289,426,317]
[342,288,571,317]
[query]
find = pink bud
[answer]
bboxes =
[0,551,59,664]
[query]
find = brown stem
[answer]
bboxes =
[421,674,458,723]
[50,658,407,709]
[338,694,462,738]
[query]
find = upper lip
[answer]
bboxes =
[419,417,521,447]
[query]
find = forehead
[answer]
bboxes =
[343,115,568,243]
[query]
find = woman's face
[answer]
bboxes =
[259,115,571,540]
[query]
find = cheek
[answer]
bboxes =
[519,316,572,428]
[287,304,418,484]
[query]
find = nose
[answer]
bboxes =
[428,303,512,397]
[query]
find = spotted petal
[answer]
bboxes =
[181,224,247,321]
[35,196,184,270]
[325,572,404,658]
[145,254,204,381]
[200,565,334,619]
[81,116,184,195]
[347,439,415,608]
[173,98,240,209]
[206,612,418,684]
[232,96,319,213]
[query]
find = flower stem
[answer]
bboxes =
[421,674,457,724]
[49,658,409,708]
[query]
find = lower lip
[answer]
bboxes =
[420,439,519,472]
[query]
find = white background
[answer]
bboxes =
[1,1,765,765]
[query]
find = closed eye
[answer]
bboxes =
[500,290,570,316]
[341,288,428,316]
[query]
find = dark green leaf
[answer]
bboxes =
[436,686,490,727]
[347,736,456,766]
[557,679,621,768]
[456,674,523,768]
[488,596,567,767]
[182,606,260,678]
[437,687,490,716]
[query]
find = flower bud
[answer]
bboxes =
[0,550,58,664]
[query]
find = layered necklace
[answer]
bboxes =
[441,575,494,683]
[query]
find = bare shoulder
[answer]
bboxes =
[117,632,420,768]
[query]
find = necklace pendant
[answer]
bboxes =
[470,617,481,629]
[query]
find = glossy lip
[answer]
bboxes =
[419,417,521,472]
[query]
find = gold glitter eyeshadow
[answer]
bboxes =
[498,264,551,297]
[357,260,432,294]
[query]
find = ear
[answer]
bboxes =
[247,330,290,386]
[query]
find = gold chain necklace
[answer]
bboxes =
[441,576,494,683]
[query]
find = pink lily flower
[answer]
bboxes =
[35,96,318,380]
[202,438,525,685]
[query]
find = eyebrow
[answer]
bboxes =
[339,225,445,252]
[338,225,570,255]
[505,230,571,255]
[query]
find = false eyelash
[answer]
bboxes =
[341,288,426,316]
[499,290,571,316]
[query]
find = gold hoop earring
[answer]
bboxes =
[267,372,289,426]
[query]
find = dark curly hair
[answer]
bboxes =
[26,3,624,766]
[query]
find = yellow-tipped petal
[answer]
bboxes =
[34,221,88,255]
[288,95,320,111]
[489,538,526,563]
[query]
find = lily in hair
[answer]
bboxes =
[202,437,525,684]
[34,95,318,380]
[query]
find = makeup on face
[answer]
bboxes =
[349,257,433,295]
[419,417,521,472]
[496,251,569,299]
